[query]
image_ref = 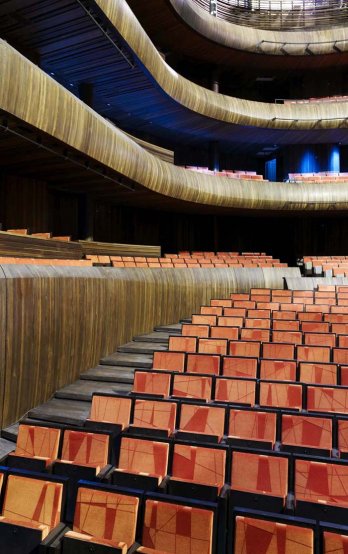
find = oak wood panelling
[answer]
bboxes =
[97,0,348,129]
[286,277,348,290]
[2,41,348,212]
[0,231,83,259]
[123,131,174,164]
[0,265,299,427]
[79,240,161,257]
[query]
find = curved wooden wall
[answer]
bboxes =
[168,0,348,56]
[0,265,299,427]
[96,0,348,130]
[286,276,348,290]
[3,41,348,212]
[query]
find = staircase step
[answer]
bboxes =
[117,341,167,355]
[55,380,131,401]
[133,332,169,343]
[154,323,182,333]
[28,398,91,427]
[80,365,134,383]
[100,352,153,367]
[0,438,15,461]
[1,423,19,443]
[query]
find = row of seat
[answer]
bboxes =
[184,166,266,180]
[288,173,348,183]
[87,393,348,455]
[0,257,93,266]
[3,228,71,241]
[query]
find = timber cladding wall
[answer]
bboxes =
[0,265,300,428]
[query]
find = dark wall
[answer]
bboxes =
[94,201,348,265]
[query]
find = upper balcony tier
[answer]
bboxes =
[127,0,348,67]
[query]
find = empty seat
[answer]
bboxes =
[260,359,296,381]
[298,312,323,322]
[171,443,226,492]
[0,474,64,541]
[228,409,276,448]
[198,338,227,355]
[131,399,177,436]
[323,531,348,554]
[200,306,223,316]
[139,498,214,554]
[241,328,270,342]
[8,424,60,467]
[299,363,337,385]
[64,485,139,550]
[191,315,216,326]
[59,430,109,472]
[273,320,300,331]
[223,356,258,378]
[211,299,232,308]
[168,336,197,353]
[224,307,246,317]
[186,353,220,375]
[114,437,169,484]
[178,403,225,441]
[234,515,314,554]
[337,420,348,456]
[262,343,295,360]
[181,324,209,338]
[172,374,212,401]
[272,331,302,345]
[297,346,331,363]
[152,351,185,373]
[304,333,336,347]
[307,386,348,414]
[245,318,271,329]
[218,316,244,327]
[247,309,271,319]
[295,459,348,508]
[210,325,238,340]
[333,348,348,364]
[230,341,261,357]
[215,378,256,405]
[231,451,288,507]
[341,366,348,385]
[132,371,171,397]
[281,414,332,453]
[260,382,302,410]
[301,321,329,333]
[87,395,132,428]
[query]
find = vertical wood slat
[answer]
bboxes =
[0,265,300,428]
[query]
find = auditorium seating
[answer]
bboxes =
[185,166,266,181]
[289,172,348,183]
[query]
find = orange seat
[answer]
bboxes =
[245,318,271,329]
[9,424,60,466]
[131,399,177,436]
[297,345,331,363]
[234,515,314,554]
[65,486,139,551]
[260,382,302,410]
[282,414,332,452]
[272,331,302,345]
[231,451,288,505]
[260,359,296,381]
[59,430,109,471]
[229,340,261,358]
[323,531,348,554]
[248,309,271,319]
[140,499,214,554]
[224,307,246,317]
[298,312,323,322]
[223,356,258,378]
[241,328,270,342]
[198,338,227,355]
[215,378,256,405]
[152,352,185,373]
[263,343,295,360]
[88,395,132,428]
[228,409,276,447]
[211,299,232,308]
[171,443,226,491]
[181,324,209,338]
[295,459,348,508]
[307,386,348,414]
[186,353,220,375]
[200,306,223,316]
[218,316,244,327]
[132,371,171,397]
[172,374,212,401]
[301,321,329,333]
[304,333,336,347]
[299,362,337,385]
[168,336,197,353]
[0,474,63,539]
[115,437,169,483]
[333,348,348,364]
[191,314,216,326]
[178,403,225,441]
[273,319,300,331]
[210,325,238,340]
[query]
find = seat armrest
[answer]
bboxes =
[128,543,141,554]
[41,522,69,548]
[98,464,114,481]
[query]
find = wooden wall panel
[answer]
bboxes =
[79,240,161,257]
[0,232,83,259]
[286,276,348,290]
[0,265,300,427]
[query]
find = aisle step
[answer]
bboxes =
[28,398,91,426]
[117,341,167,354]
[80,365,134,383]
[55,379,131,402]
[133,332,169,343]
[154,323,182,333]
[100,352,153,367]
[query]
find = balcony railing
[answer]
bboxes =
[193,0,348,29]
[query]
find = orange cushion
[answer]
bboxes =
[117,437,169,480]
[132,400,177,435]
[171,444,225,489]
[179,404,225,439]
[323,531,348,554]
[282,415,332,450]
[13,424,60,465]
[295,459,348,507]
[229,410,276,446]
[89,396,131,427]
[61,430,109,469]
[172,375,212,401]
[73,487,139,547]
[231,452,288,500]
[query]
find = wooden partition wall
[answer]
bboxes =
[0,265,300,428]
